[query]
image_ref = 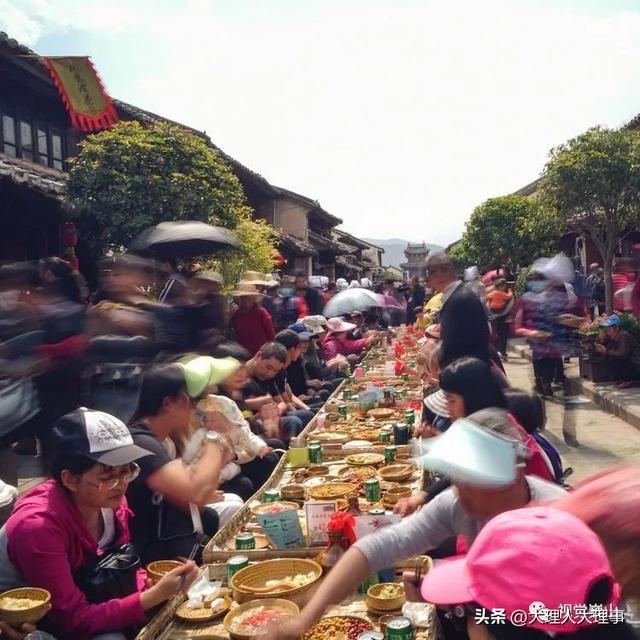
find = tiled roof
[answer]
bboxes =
[278,233,318,257]
[0,31,38,56]
[0,153,66,198]
[334,229,370,250]
[307,229,345,253]
[276,187,342,226]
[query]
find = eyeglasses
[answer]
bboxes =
[81,462,140,491]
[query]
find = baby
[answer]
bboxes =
[189,395,274,499]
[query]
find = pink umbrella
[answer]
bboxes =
[378,293,405,310]
[482,269,505,285]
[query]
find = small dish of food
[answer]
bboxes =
[223,598,299,640]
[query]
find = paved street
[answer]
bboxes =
[505,355,640,483]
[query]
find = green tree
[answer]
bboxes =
[540,126,640,313]
[460,195,555,271]
[64,121,252,254]
[208,217,278,288]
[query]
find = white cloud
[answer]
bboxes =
[4,0,640,245]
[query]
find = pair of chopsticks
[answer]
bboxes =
[177,541,200,593]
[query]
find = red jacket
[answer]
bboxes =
[232,304,276,354]
[322,334,367,360]
[4,480,146,639]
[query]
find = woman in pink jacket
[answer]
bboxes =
[0,407,198,640]
[322,317,374,360]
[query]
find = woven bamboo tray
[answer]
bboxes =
[203,446,427,563]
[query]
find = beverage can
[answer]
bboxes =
[227,555,249,582]
[404,409,415,426]
[235,533,256,550]
[337,402,348,417]
[358,632,384,640]
[401,374,410,382]
[384,445,397,464]
[378,430,392,443]
[309,443,323,464]
[385,616,414,639]
[343,388,352,400]
[393,423,410,445]
[364,478,381,502]
[263,489,280,503]
[368,507,386,517]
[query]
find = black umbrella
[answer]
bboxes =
[128,220,240,257]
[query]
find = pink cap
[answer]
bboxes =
[421,506,620,632]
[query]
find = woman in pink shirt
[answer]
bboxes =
[322,317,374,360]
[0,408,199,640]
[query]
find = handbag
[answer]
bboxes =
[75,544,140,604]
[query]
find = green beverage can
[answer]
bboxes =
[358,572,379,594]
[404,409,415,426]
[235,533,256,551]
[343,388,352,401]
[263,489,280,503]
[358,633,384,640]
[378,430,392,443]
[368,507,386,517]
[309,442,323,464]
[385,445,397,464]
[401,374,410,382]
[364,478,381,502]
[385,616,414,640]
[227,555,249,583]
[338,402,348,417]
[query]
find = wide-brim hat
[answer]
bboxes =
[232,283,265,298]
[301,315,328,335]
[327,317,357,333]
[51,408,153,467]
[194,270,224,286]
[423,389,449,417]
[238,271,269,286]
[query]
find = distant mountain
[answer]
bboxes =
[363,238,444,268]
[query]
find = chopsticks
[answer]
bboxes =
[177,541,200,593]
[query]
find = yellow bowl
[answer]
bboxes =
[146,560,182,585]
[365,582,406,612]
[378,464,415,483]
[0,587,51,627]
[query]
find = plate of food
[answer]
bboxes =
[303,475,340,489]
[250,501,299,516]
[224,598,299,640]
[312,431,350,444]
[367,407,395,420]
[175,594,232,622]
[303,615,374,640]
[337,465,378,484]
[308,482,357,500]
[345,452,385,467]
[355,428,383,441]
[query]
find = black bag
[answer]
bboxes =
[75,544,140,604]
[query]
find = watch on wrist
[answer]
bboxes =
[205,431,231,455]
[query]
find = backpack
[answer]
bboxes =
[533,432,571,485]
[273,296,299,331]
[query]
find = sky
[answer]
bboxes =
[3,0,640,246]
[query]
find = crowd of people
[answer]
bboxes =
[0,252,638,640]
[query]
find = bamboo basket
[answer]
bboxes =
[230,558,322,606]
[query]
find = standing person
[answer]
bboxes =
[157,259,188,304]
[0,408,199,640]
[324,281,337,304]
[295,270,324,315]
[584,263,605,319]
[188,270,228,347]
[261,276,280,320]
[426,254,490,368]
[231,283,275,355]
[407,276,426,325]
[271,276,308,331]
[486,278,514,361]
